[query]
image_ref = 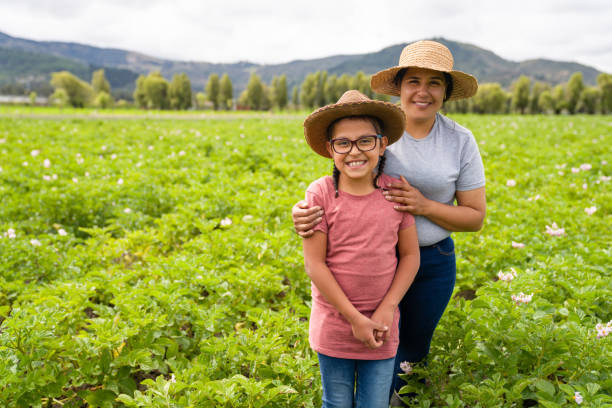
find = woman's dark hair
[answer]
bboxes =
[393,68,454,101]
[327,115,387,197]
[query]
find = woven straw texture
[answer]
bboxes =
[303,90,406,158]
[370,40,478,100]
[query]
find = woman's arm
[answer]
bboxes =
[371,224,420,341]
[383,176,486,232]
[303,231,387,348]
[292,200,323,238]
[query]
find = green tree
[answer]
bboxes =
[28,91,37,106]
[169,73,192,110]
[300,73,318,109]
[91,69,111,95]
[337,74,351,96]
[472,83,507,114]
[325,75,340,104]
[597,73,612,114]
[351,71,372,98]
[206,74,220,110]
[196,92,207,109]
[94,91,113,109]
[576,87,601,114]
[566,72,584,114]
[143,71,170,109]
[219,74,233,110]
[245,72,264,110]
[315,71,328,107]
[552,84,566,114]
[373,92,391,102]
[50,71,93,108]
[529,82,551,114]
[50,88,68,109]
[133,75,147,108]
[537,90,554,114]
[238,89,249,109]
[271,74,288,110]
[291,86,299,110]
[261,83,272,111]
[444,98,471,113]
[511,75,531,114]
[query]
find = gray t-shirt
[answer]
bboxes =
[384,113,485,246]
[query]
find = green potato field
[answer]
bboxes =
[0,110,610,407]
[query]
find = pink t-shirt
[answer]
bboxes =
[305,173,415,360]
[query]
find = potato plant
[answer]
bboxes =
[0,113,610,407]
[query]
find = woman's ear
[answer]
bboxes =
[326,141,333,157]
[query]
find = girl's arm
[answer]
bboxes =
[371,224,420,341]
[384,176,486,232]
[303,231,387,349]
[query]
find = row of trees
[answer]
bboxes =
[445,72,612,114]
[49,69,114,108]
[133,72,194,110]
[47,67,612,114]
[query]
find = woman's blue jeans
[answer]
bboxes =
[391,236,456,394]
[318,353,396,408]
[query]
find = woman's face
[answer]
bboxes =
[399,67,447,123]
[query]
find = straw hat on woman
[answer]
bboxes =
[292,40,486,406]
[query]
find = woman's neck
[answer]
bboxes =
[405,115,437,139]
[338,173,377,195]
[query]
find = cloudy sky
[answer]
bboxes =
[0,0,611,72]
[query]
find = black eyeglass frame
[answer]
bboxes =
[329,134,383,154]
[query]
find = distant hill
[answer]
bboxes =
[0,31,605,99]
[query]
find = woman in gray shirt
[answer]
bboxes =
[293,40,486,405]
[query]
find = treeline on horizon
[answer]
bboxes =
[17,68,612,115]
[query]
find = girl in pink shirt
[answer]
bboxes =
[302,90,420,408]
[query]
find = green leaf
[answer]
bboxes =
[534,379,555,397]
[558,384,574,395]
[100,347,111,374]
[83,389,117,408]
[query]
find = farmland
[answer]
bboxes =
[0,111,610,407]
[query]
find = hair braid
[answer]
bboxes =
[332,163,340,197]
[373,154,386,189]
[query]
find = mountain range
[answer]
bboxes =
[0,30,605,99]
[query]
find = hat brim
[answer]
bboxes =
[371,65,478,101]
[304,100,406,158]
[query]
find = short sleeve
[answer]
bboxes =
[305,180,329,234]
[399,212,415,230]
[456,133,486,191]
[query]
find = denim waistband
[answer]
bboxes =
[419,235,452,249]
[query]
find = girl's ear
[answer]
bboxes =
[379,136,388,155]
[326,141,333,157]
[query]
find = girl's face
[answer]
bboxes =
[326,118,387,183]
[399,67,447,123]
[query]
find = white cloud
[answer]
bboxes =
[0,0,610,72]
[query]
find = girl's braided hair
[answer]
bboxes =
[327,116,387,197]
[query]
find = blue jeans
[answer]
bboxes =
[391,236,456,394]
[318,353,396,408]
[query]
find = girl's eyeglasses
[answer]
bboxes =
[330,135,382,154]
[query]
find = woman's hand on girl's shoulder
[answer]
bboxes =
[292,200,323,238]
[382,176,432,215]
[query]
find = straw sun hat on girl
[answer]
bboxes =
[370,40,478,101]
[303,90,406,158]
